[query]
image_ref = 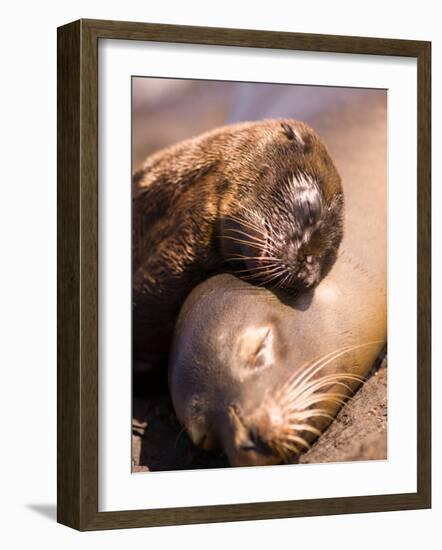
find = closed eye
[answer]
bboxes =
[250,328,274,369]
[240,326,275,373]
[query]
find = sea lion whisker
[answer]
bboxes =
[300,372,365,390]
[231,262,284,275]
[284,434,311,450]
[283,371,364,398]
[266,270,290,289]
[235,261,281,273]
[277,448,293,463]
[286,382,351,410]
[276,346,355,400]
[222,226,269,247]
[270,441,288,459]
[227,218,282,247]
[301,377,359,396]
[292,341,381,390]
[241,269,286,283]
[282,373,364,405]
[257,275,285,288]
[221,235,269,249]
[278,440,300,457]
[256,270,286,287]
[231,208,283,250]
[282,345,354,387]
[294,393,348,410]
[279,341,381,397]
[225,212,263,230]
[259,268,289,288]
[271,447,286,463]
[276,271,293,289]
[220,233,268,251]
[299,390,348,402]
[286,423,322,437]
[292,390,348,408]
[226,254,281,262]
[245,268,285,286]
[239,264,286,278]
[286,345,359,389]
[235,203,266,222]
[268,270,287,289]
[224,219,281,249]
[290,410,335,421]
[232,213,269,237]
[270,278,286,290]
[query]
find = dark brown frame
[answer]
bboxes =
[57,18,431,531]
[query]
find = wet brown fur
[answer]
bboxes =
[133,119,343,363]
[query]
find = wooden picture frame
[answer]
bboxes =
[57,18,431,530]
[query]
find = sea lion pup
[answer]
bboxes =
[168,94,387,466]
[133,119,343,363]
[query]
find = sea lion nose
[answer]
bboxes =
[295,257,320,288]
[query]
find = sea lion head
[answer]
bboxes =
[169,274,365,467]
[219,120,344,293]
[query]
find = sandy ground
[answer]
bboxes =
[132,357,387,472]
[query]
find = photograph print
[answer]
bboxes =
[131,77,387,472]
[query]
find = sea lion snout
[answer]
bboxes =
[224,404,282,467]
[280,243,321,289]
[218,164,342,292]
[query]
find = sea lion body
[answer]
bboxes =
[168,95,387,466]
[133,119,343,363]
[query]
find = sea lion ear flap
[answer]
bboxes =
[280,122,307,151]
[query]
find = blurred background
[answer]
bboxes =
[132,77,385,170]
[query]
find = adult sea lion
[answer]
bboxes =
[168,93,387,467]
[133,119,343,363]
